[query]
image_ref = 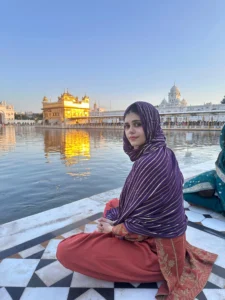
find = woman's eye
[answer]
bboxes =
[134,122,142,127]
[124,124,130,130]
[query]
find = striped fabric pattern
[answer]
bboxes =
[107,101,187,238]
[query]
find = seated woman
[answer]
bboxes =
[183,125,225,215]
[57,102,217,300]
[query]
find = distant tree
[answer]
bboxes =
[221,96,225,104]
[14,113,28,120]
[33,113,43,120]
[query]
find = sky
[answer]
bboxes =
[0,0,225,113]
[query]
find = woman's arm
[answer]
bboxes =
[105,207,119,221]
[112,223,148,242]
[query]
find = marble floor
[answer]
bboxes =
[0,160,225,300]
[0,204,225,300]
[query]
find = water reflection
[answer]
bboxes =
[90,129,123,148]
[164,130,220,148]
[86,129,220,149]
[44,129,90,166]
[0,127,221,224]
[0,126,16,155]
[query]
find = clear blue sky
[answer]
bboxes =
[1,0,225,112]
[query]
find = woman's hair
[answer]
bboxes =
[124,103,139,119]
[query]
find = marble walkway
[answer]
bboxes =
[0,160,225,300]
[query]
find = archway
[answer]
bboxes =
[0,111,5,124]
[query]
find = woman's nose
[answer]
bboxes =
[128,125,135,134]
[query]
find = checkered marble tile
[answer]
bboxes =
[185,210,206,222]
[19,244,45,259]
[114,288,159,300]
[20,287,69,300]
[203,289,225,299]
[61,228,83,239]
[41,239,63,259]
[185,205,225,234]
[184,200,190,208]
[202,218,225,232]
[208,273,225,289]
[35,260,73,286]
[0,259,39,287]
[0,213,225,299]
[71,272,114,288]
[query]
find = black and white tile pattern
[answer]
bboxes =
[0,207,225,300]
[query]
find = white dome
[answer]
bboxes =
[161,98,167,104]
[170,85,180,94]
[181,98,187,106]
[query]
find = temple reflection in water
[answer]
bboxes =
[44,129,90,166]
[0,126,16,155]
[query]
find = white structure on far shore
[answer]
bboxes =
[158,85,225,124]
[159,84,187,108]
[88,85,225,125]
[0,101,15,124]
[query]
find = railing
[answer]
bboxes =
[161,125,223,130]
[35,123,224,131]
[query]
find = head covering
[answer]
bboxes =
[214,125,225,211]
[123,101,166,161]
[107,101,187,238]
[216,123,225,173]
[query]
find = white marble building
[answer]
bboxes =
[0,101,15,124]
[159,84,187,109]
[158,85,225,124]
[88,85,225,127]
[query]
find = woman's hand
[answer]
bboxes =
[98,217,115,226]
[97,221,113,233]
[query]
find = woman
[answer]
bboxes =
[57,101,217,300]
[183,125,225,215]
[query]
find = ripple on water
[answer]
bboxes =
[0,126,221,224]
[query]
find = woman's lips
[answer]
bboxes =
[129,137,138,141]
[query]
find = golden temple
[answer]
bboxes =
[42,90,90,125]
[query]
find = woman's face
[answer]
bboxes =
[124,112,146,149]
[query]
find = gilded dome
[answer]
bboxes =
[181,98,187,106]
[42,96,48,102]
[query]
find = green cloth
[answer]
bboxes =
[183,125,225,214]
[183,193,224,213]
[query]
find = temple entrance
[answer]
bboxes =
[0,112,4,124]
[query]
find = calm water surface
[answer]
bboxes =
[0,126,221,224]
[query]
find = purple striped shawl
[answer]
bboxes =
[106,101,187,238]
